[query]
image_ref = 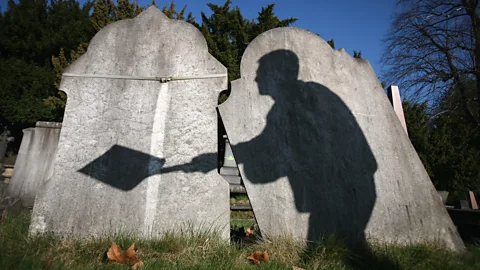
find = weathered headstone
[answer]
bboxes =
[0,130,14,165]
[0,133,7,164]
[30,7,229,239]
[218,27,464,250]
[7,122,62,207]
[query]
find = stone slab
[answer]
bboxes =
[0,134,7,163]
[30,7,229,240]
[7,123,61,207]
[218,27,464,251]
[221,175,241,185]
[36,121,62,129]
[219,167,239,176]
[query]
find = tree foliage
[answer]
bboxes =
[159,1,194,22]
[404,80,480,200]
[198,0,297,83]
[353,50,362,59]
[327,39,335,49]
[197,0,297,103]
[0,0,94,127]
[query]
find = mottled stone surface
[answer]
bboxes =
[7,122,61,207]
[218,27,464,251]
[30,7,229,239]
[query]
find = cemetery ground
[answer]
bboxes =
[1,211,480,270]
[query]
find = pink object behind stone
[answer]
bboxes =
[469,191,478,209]
[387,85,408,137]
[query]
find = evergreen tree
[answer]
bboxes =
[404,80,480,200]
[161,1,194,21]
[91,0,116,31]
[0,0,94,124]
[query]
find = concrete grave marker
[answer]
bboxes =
[30,7,229,239]
[218,27,464,251]
[7,122,62,207]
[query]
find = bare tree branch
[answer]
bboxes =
[382,0,479,126]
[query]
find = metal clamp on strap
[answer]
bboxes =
[62,73,227,83]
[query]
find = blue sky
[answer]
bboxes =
[1,0,397,78]
[139,0,397,77]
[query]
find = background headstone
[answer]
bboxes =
[220,135,241,185]
[30,7,229,239]
[387,85,408,136]
[7,121,61,207]
[0,133,7,164]
[218,27,464,251]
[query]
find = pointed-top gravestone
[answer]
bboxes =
[218,27,464,251]
[30,7,230,239]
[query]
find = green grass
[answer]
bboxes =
[230,195,250,205]
[231,219,255,229]
[2,210,480,269]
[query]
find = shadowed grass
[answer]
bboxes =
[1,211,480,269]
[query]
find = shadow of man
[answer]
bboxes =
[232,49,378,247]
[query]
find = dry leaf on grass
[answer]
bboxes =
[132,261,144,270]
[292,267,305,270]
[107,242,125,263]
[247,250,269,265]
[125,243,138,264]
[107,242,142,268]
[246,227,254,236]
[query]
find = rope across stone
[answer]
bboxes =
[62,73,227,83]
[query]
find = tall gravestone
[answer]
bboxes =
[218,27,464,250]
[7,122,62,207]
[30,7,230,239]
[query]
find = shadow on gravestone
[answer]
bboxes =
[168,50,377,245]
[78,145,165,191]
[219,27,464,254]
[234,49,377,244]
[78,145,217,191]
[164,49,397,268]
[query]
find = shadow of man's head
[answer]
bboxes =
[255,50,300,98]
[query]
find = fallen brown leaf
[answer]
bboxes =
[125,243,137,264]
[107,242,140,266]
[293,267,305,270]
[132,260,144,270]
[107,242,125,264]
[247,250,269,265]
